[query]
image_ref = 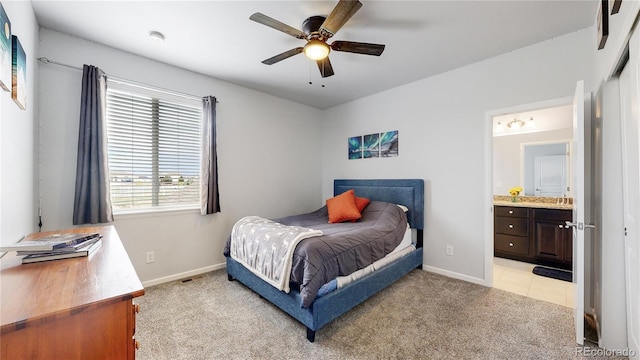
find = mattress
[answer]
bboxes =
[312,224,415,298]
[225,201,408,307]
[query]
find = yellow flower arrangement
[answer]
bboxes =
[509,186,523,202]
[509,186,523,197]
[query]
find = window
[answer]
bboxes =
[105,81,202,212]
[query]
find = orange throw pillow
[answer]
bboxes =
[326,189,362,223]
[354,196,370,212]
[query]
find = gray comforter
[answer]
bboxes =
[224,201,408,308]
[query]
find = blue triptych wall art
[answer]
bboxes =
[348,130,398,160]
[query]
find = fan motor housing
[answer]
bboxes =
[302,16,326,36]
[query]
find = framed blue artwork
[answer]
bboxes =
[12,35,25,110]
[0,2,11,92]
[363,133,379,158]
[348,136,362,159]
[380,130,398,157]
[349,130,398,159]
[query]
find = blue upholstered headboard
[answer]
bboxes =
[334,179,425,230]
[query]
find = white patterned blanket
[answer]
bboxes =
[229,216,323,292]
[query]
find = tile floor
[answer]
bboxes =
[493,257,575,308]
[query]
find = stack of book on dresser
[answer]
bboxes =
[0,233,102,264]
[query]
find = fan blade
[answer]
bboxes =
[331,41,385,56]
[262,47,304,65]
[319,0,363,39]
[316,57,335,78]
[250,13,307,39]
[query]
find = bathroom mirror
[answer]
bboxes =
[522,142,570,197]
[493,104,573,197]
[494,136,572,197]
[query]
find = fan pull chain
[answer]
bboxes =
[307,59,325,88]
[321,61,326,87]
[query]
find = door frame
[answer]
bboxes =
[484,95,574,288]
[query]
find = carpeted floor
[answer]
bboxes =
[135,269,623,360]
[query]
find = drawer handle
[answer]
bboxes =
[508,210,514,214]
[509,242,514,247]
[508,224,514,229]
[135,304,140,313]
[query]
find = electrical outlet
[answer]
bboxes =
[446,245,454,256]
[146,251,155,264]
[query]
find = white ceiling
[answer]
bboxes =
[31,1,598,109]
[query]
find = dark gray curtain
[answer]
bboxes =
[200,96,220,214]
[72,65,113,225]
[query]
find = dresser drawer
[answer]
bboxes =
[495,206,529,218]
[495,217,529,236]
[495,234,529,255]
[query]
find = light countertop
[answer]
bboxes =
[493,196,573,210]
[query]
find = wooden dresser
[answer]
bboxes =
[0,225,144,359]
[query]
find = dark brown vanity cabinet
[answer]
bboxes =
[494,206,530,256]
[532,208,573,264]
[494,205,572,270]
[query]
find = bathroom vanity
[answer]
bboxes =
[494,198,573,270]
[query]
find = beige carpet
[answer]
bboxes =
[135,269,621,360]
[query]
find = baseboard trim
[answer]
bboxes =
[142,263,488,288]
[142,263,226,287]
[422,265,489,287]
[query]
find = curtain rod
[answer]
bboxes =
[37,57,217,103]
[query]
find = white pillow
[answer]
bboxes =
[397,204,409,213]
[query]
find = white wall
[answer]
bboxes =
[493,129,573,196]
[590,1,640,351]
[321,28,596,283]
[37,29,323,283]
[0,2,38,245]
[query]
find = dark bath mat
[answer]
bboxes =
[532,266,573,282]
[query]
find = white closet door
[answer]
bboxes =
[620,27,640,360]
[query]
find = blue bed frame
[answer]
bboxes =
[226,179,424,342]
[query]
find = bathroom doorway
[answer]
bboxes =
[491,103,575,308]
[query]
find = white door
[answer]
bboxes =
[534,155,566,197]
[620,27,640,359]
[570,80,586,345]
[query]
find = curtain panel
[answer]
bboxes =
[201,96,221,214]
[72,65,114,225]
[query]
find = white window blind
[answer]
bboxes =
[106,83,202,212]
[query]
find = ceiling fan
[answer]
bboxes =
[250,0,385,78]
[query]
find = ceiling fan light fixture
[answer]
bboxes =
[304,39,330,60]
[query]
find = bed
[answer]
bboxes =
[225,179,424,342]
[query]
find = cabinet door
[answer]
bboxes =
[534,219,568,261]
